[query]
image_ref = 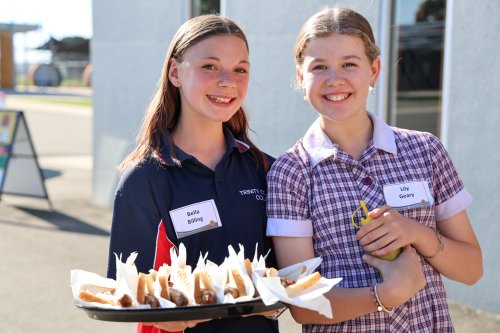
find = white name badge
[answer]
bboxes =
[383,181,434,209]
[169,199,222,239]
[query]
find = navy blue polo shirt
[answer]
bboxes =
[107,127,278,333]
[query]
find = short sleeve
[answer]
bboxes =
[428,134,473,220]
[266,153,313,237]
[107,165,162,279]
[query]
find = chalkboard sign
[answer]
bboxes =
[0,110,50,205]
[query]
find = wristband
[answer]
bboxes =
[423,228,445,259]
[370,284,395,314]
[265,307,287,320]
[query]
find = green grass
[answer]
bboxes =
[61,79,88,87]
[18,95,92,107]
[16,78,88,88]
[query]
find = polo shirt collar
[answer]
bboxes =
[302,112,398,167]
[158,126,250,167]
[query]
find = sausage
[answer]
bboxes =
[145,295,160,308]
[280,277,296,288]
[169,288,189,306]
[201,289,217,304]
[118,294,134,308]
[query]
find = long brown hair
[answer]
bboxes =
[294,7,380,66]
[119,14,269,172]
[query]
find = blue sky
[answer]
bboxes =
[0,0,92,63]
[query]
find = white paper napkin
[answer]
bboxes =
[253,257,342,318]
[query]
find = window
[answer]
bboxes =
[191,0,220,17]
[388,0,446,136]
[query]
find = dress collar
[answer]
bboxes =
[158,126,250,167]
[302,112,398,167]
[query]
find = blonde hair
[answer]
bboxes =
[120,14,269,172]
[294,7,380,66]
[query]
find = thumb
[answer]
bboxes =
[362,254,386,271]
[367,205,391,219]
[397,245,414,258]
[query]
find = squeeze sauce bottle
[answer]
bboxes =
[355,201,401,261]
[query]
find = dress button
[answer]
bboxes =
[362,177,373,185]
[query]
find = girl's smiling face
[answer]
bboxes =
[297,33,380,123]
[169,34,250,124]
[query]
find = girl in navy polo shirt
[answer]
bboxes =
[108,15,278,333]
[267,6,482,332]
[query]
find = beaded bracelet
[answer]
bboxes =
[370,284,395,314]
[265,307,287,320]
[423,228,445,259]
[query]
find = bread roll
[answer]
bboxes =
[81,284,115,294]
[285,272,321,297]
[200,270,216,291]
[148,269,158,281]
[137,273,148,304]
[145,273,155,295]
[79,290,114,305]
[231,268,247,297]
[194,272,202,303]
[265,267,279,277]
[158,266,171,300]
[224,287,239,298]
[244,258,253,277]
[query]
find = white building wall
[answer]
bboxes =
[91,0,187,206]
[441,0,500,313]
[223,0,381,156]
[91,0,499,314]
[91,0,381,205]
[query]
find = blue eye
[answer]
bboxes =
[235,68,248,74]
[312,65,327,70]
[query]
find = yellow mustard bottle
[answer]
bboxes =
[353,201,401,261]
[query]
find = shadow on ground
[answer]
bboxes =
[8,206,110,236]
[42,168,63,179]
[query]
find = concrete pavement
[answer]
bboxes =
[1,88,499,333]
[1,90,134,333]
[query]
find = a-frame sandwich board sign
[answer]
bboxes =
[0,109,51,207]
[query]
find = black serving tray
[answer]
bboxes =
[76,299,286,322]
